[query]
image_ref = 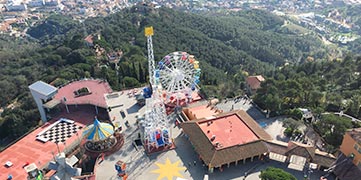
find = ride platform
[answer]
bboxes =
[144,141,176,155]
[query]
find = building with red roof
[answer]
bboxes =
[54,79,112,109]
[182,110,272,171]
[245,75,265,95]
[181,110,336,172]
[0,105,105,180]
[84,35,94,47]
[0,79,113,179]
[29,79,112,123]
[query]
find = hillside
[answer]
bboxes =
[0,6,348,146]
[29,7,327,67]
[26,7,330,94]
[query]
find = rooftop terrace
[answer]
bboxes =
[54,79,112,108]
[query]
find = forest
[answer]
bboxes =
[254,55,361,118]
[0,5,360,149]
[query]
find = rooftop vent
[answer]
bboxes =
[211,135,216,141]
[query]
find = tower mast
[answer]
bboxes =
[143,27,172,153]
[145,27,156,88]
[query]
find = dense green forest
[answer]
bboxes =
[0,6,359,149]
[254,55,361,118]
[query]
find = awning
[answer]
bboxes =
[288,163,304,171]
[269,152,287,163]
[288,155,306,171]
[43,99,61,109]
[176,178,188,180]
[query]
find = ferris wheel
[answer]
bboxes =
[156,51,201,97]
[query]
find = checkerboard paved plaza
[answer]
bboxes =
[40,121,82,143]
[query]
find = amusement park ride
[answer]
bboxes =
[141,26,201,153]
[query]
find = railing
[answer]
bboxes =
[0,125,41,152]
[334,112,361,122]
[63,134,83,156]
[64,99,107,108]
[56,78,112,94]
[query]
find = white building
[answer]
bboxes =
[29,81,59,122]
[28,0,45,7]
[44,0,60,6]
[6,0,27,11]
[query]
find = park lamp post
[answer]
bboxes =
[51,151,56,162]
[55,142,60,154]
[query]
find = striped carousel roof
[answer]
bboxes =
[82,118,114,141]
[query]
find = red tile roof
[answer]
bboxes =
[198,114,259,149]
[181,110,271,168]
[246,75,265,90]
[84,35,94,44]
[54,79,112,108]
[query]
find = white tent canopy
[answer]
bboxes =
[269,152,287,163]
[309,162,318,170]
[288,155,307,171]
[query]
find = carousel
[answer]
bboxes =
[82,118,117,152]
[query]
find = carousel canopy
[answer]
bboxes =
[82,118,114,141]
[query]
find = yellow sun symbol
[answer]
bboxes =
[151,158,186,180]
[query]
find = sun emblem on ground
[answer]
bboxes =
[151,158,186,180]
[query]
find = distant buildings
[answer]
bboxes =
[28,0,45,7]
[5,0,27,11]
[45,0,60,6]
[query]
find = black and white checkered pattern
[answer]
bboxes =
[41,121,82,143]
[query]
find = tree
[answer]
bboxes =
[122,76,140,88]
[66,50,87,65]
[264,94,282,114]
[347,95,361,118]
[259,167,296,180]
[138,62,145,83]
[326,92,343,111]
[282,118,302,137]
[314,114,352,147]
[55,46,72,58]
[282,118,302,130]
[309,90,323,107]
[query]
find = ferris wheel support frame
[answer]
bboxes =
[143,26,173,153]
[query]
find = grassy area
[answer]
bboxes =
[282,21,310,35]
